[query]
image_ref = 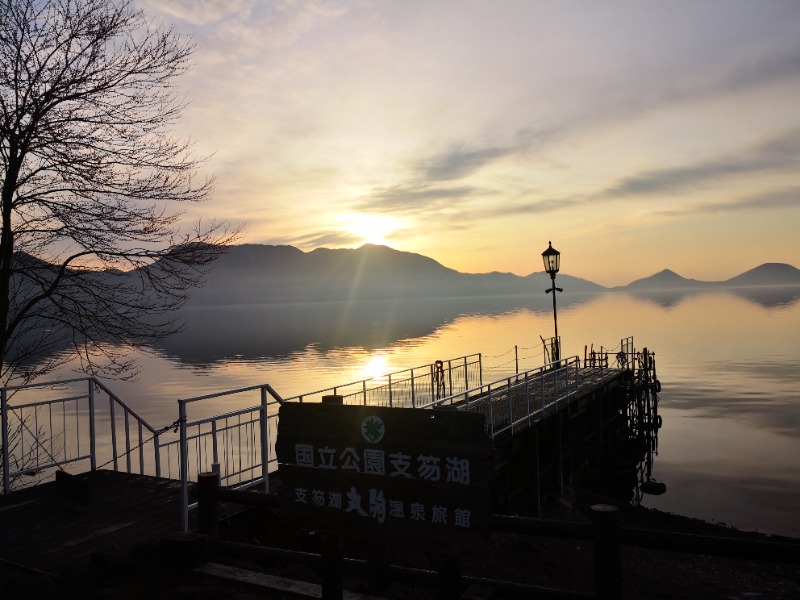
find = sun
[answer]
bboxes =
[343,214,403,246]
[361,354,390,381]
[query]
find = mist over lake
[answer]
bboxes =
[43,282,800,538]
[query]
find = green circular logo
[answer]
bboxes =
[361,415,385,444]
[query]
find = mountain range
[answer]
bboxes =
[9,243,798,367]
[620,264,800,290]
[185,243,800,306]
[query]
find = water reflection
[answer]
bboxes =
[16,286,800,537]
[626,285,800,310]
[155,293,599,366]
[360,354,391,381]
[152,287,800,536]
[626,289,706,309]
[157,286,800,368]
[663,363,799,438]
[728,285,800,308]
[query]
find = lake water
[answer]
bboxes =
[43,286,800,537]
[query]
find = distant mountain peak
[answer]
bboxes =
[619,262,800,291]
[725,262,800,287]
[624,268,701,290]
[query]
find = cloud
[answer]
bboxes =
[141,0,256,26]
[356,185,479,214]
[605,50,800,125]
[453,130,800,222]
[351,124,800,231]
[657,187,799,219]
[604,129,800,198]
[284,231,362,249]
[141,0,800,278]
[714,50,800,97]
[353,135,542,215]
[418,145,518,182]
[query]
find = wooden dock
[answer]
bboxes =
[0,470,182,576]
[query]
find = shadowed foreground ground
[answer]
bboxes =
[20,502,796,600]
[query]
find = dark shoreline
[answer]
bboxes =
[28,503,795,600]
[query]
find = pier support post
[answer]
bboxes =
[435,553,461,600]
[591,504,622,600]
[321,533,343,600]
[197,472,220,554]
[366,542,392,591]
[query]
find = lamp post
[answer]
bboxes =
[542,241,562,362]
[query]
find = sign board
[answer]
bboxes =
[276,403,493,549]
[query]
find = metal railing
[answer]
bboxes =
[292,353,482,407]
[172,353,483,531]
[584,335,636,370]
[424,356,584,438]
[1,377,162,494]
[173,383,284,532]
[1,340,637,533]
[338,354,482,407]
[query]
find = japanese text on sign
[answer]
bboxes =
[292,483,473,528]
[293,443,471,485]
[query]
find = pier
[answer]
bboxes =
[1,336,665,586]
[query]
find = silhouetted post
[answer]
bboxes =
[197,472,220,554]
[436,553,461,600]
[592,504,622,600]
[366,542,392,591]
[321,533,343,600]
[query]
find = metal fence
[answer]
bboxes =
[421,356,583,438]
[336,354,482,408]
[172,353,483,531]
[1,377,162,494]
[583,335,636,370]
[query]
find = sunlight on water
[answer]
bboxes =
[28,287,800,536]
[359,353,391,382]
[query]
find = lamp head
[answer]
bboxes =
[541,241,560,276]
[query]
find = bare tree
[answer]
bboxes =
[0,0,235,385]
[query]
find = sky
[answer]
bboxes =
[138,0,800,287]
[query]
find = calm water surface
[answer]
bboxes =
[47,287,800,537]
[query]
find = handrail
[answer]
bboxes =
[177,382,284,532]
[434,357,583,439]
[421,356,581,409]
[177,382,285,406]
[172,352,483,531]
[93,379,159,436]
[1,377,163,493]
[283,353,481,405]
[0,376,101,393]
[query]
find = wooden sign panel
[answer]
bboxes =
[276,403,493,549]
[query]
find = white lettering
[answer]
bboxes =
[345,486,368,516]
[340,448,361,472]
[369,489,387,524]
[295,444,314,467]
[417,454,441,481]
[446,457,470,485]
